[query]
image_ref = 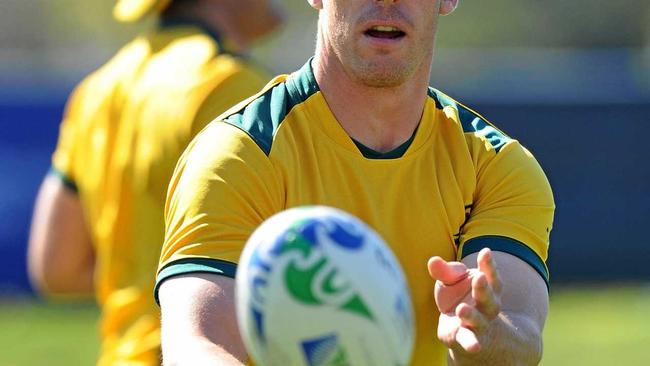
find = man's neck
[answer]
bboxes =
[161,2,250,54]
[312,53,430,153]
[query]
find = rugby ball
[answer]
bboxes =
[236,206,414,366]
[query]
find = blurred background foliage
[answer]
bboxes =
[4,0,649,48]
[2,0,648,93]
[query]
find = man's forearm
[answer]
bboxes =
[163,336,245,366]
[448,312,543,366]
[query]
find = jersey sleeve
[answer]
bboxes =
[154,121,284,302]
[50,82,89,191]
[458,138,555,287]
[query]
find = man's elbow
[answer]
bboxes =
[28,255,95,297]
[527,334,544,366]
[518,314,545,365]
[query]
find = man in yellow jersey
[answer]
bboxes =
[156,0,554,365]
[27,0,284,365]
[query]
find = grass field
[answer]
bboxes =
[1,284,649,365]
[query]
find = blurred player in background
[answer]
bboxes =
[155,0,555,365]
[27,0,284,364]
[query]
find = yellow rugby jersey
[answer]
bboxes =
[51,20,270,366]
[156,59,555,365]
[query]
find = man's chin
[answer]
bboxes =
[353,62,412,88]
[359,75,407,88]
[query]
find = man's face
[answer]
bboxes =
[316,0,444,88]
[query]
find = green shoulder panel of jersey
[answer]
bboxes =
[428,88,511,152]
[221,59,320,156]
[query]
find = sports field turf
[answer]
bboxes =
[1,284,648,365]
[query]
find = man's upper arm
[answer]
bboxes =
[28,173,94,296]
[158,273,247,365]
[459,139,555,288]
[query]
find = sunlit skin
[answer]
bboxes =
[309,0,457,153]
[314,0,438,87]
[429,248,503,353]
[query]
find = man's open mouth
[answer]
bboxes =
[364,25,406,39]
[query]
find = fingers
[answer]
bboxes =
[439,302,489,354]
[477,248,502,294]
[456,326,481,353]
[434,276,472,314]
[456,303,488,333]
[437,311,482,354]
[427,256,469,286]
[471,274,501,319]
[435,248,505,355]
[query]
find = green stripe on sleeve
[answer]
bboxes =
[154,258,238,305]
[461,236,549,289]
[49,166,78,193]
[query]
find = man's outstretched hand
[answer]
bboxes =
[427,248,503,354]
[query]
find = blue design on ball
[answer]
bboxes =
[269,230,293,255]
[251,277,267,305]
[250,250,271,272]
[301,333,339,366]
[299,217,365,250]
[251,308,265,343]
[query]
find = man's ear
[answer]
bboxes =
[439,0,459,16]
[307,0,323,10]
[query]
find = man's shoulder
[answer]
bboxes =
[67,37,153,105]
[427,87,512,153]
[97,28,259,87]
[217,61,320,156]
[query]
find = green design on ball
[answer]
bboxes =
[279,225,374,321]
[326,345,350,366]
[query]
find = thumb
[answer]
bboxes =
[427,256,469,285]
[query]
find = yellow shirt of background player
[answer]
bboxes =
[157,60,555,365]
[51,23,270,366]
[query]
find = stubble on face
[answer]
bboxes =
[325,2,437,89]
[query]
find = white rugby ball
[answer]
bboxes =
[236,206,414,366]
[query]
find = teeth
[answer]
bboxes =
[371,26,399,32]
